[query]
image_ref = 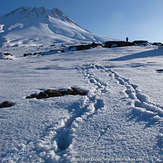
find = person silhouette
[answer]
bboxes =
[126,37,128,42]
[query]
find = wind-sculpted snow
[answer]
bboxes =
[81,62,163,124]
[72,63,163,162]
[0,46,163,162]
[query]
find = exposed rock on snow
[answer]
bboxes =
[133,40,149,46]
[26,87,88,99]
[23,42,103,57]
[0,101,15,108]
[156,69,163,73]
[23,49,60,57]
[23,52,41,57]
[68,42,102,51]
[103,41,135,48]
[0,52,15,59]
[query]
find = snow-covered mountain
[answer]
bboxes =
[0,7,107,48]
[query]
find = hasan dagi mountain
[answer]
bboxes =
[0,7,108,48]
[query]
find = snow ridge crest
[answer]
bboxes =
[3,6,72,23]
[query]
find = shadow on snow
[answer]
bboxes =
[110,48,163,61]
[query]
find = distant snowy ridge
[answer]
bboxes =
[0,7,111,48]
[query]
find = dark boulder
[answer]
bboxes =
[4,53,13,56]
[26,87,88,99]
[156,69,163,73]
[24,53,32,57]
[103,41,134,48]
[68,42,102,51]
[24,52,42,57]
[0,101,15,108]
[33,52,41,55]
[132,40,149,46]
[37,92,49,99]
[152,42,163,46]
[0,52,15,60]
[70,87,88,95]
[44,89,63,97]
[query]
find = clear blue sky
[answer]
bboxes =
[1,0,163,42]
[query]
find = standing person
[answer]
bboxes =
[126,37,128,42]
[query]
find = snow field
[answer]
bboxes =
[0,46,163,162]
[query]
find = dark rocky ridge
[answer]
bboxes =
[26,87,88,99]
[0,101,15,108]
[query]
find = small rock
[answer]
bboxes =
[44,89,63,97]
[0,52,15,60]
[26,93,38,99]
[4,53,13,56]
[68,42,102,51]
[71,87,88,95]
[33,52,41,56]
[24,53,32,57]
[0,101,15,108]
[37,92,49,99]
[156,69,163,73]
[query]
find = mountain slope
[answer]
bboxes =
[0,7,107,48]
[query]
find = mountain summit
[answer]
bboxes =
[0,7,106,48]
[3,7,73,23]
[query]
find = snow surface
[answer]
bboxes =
[0,7,110,48]
[0,45,163,162]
